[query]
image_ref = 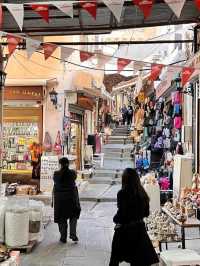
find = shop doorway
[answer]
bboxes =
[70,114,83,170]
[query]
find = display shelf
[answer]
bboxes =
[162,207,200,249]
[2,122,39,172]
[2,169,32,174]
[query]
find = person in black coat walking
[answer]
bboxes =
[109,168,159,266]
[53,157,81,243]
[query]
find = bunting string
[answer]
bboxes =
[1,29,197,86]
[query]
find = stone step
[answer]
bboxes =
[109,135,129,140]
[89,177,121,185]
[107,139,132,144]
[104,156,131,161]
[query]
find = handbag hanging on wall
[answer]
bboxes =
[54,131,62,155]
[43,131,52,152]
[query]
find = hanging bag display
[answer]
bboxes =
[54,131,62,155]
[43,132,52,152]
[174,116,182,129]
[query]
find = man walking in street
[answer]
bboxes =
[121,104,128,125]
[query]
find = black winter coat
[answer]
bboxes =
[110,189,159,266]
[53,167,81,223]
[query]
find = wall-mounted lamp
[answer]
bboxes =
[49,88,58,109]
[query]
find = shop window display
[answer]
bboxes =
[2,122,39,172]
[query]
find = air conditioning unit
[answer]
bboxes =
[181,125,192,142]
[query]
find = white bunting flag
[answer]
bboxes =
[53,1,74,18]
[97,54,111,67]
[4,4,24,31]
[135,73,143,94]
[164,0,186,18]
[61,46,74,61]
[26,38,41,58]
[133,61,144,72]
[103,0,124,22]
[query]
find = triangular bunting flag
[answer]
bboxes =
[135,74,143,94]
[133,0,153,19]
[195,0,200,11]
[26,38,41,59]
[30,4,49,23]
[4,4,24,31]
[134,61,144,71]
[149,64,164,81]
[43,43,57,60]
[102,0,124,22]
[7,34,21,56]
[181,67,194,86]
[97,54,111,67]
[61,47,74,61]
[80,1,97,20]
[80,51,94,62]
[53,1,73,18]
[164,0,185,18]
[0,5,3,29]
[117,58,131,73]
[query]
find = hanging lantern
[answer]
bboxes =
[49,88,58,108]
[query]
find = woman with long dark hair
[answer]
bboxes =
[53,157,81,243]
[109,168,159,266]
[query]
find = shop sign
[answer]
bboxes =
[4,86,43,101]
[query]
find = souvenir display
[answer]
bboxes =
[164,201,187,223]
[2,122,39,172]
[146,211,179,242]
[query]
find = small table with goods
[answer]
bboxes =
[162,206,200,250]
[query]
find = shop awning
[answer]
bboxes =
[5,78,58,88]
[77,95,95,111]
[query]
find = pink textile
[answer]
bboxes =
[159,177,170,190]
[171,91,181,104]
[95,134,101,154]
[174,116,182,129]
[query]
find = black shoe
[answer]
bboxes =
[60,238,67,243]
[70,236,79,242]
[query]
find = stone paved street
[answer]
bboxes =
[21,126,200,265]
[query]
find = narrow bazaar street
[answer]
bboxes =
[21,126,134,266]
[21,127,200,266]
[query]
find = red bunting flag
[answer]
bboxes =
[0,5,3,29]
[149,64,164,81]
[7,34,21,56]
[43,43,57,60]
[181,67,195,86]
[80,1,97,19]
[80,51,94,62]
[195,0,200,10]
[117,58,131,73]
[132,0,153,19]
[30,4,49,23]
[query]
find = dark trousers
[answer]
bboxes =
[58,218,77,241]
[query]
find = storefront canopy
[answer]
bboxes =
[2,1,200,36]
